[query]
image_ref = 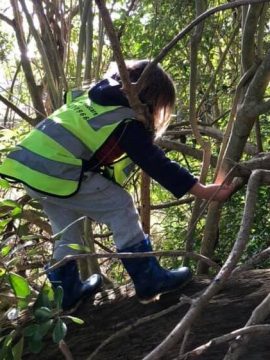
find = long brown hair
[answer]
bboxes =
[108,60,176,138]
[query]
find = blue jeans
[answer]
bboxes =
[26,172,145,260]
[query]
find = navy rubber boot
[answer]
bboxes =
[119,238,192,304]
[46,260,102,311]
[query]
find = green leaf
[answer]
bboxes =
[27,338,43,354]
[67,243,91,252]
[1,245,11,257]
[39,320,54,337]
[34,283,54,310]
[52,319,67,343]
[11,206,22,217]
[12,336,24,360]
[64,315,84,325]
[0,331,15,359]
[0,178,10,189]
[24,324,39,337]
[0,200,22,218]
[0,267,6,277]
[3,331,14,348]
[54,286,63,311]
[0,218,11,232]
[8,273,31,299]
[24,321,53,339]
[0,199,21,208]
[18,299,28,310]
[34,307,52,323]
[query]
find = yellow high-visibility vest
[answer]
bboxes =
[0,91,136,197]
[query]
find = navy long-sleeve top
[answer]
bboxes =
[88,78,197,198]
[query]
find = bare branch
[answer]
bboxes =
[0,13,14,27]
[19,0,61,109]
[0,93,37,126]
[233,246,270,274]
[44,250,221,274]
[150,196,194,210]
[223,293,270,359]
[179,325,270,359]
[59,340,74,360]
[166,127,257,156]
[157,139,217,167]
[95,0,149,126]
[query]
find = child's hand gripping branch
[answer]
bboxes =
[189,182,235,202]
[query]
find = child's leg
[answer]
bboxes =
[40,202,84,261]
[25,186,102,311]
[27,172,146,250]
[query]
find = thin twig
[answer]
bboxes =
[44,250,220,273]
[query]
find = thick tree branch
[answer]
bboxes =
[19,0,61,109]
[233,246,270,273]
[157,139,217,167]
[95,0,150,126]
[167,127,257,156]
[184,0,209,267]
[0,93,37,126]
[223,293,270,359]
[179,325,270,359]
[0,13,14,27]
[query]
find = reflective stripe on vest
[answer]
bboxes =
[89,107,136,130]
[8,147,82,181]
[36,118,93,160]
[0,93,137,196]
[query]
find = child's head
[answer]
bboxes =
[107,60,176,137]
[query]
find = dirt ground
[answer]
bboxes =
[24,269,270,360]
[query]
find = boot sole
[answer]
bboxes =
[137,275,193,304]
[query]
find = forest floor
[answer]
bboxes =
[24,269,270,360]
